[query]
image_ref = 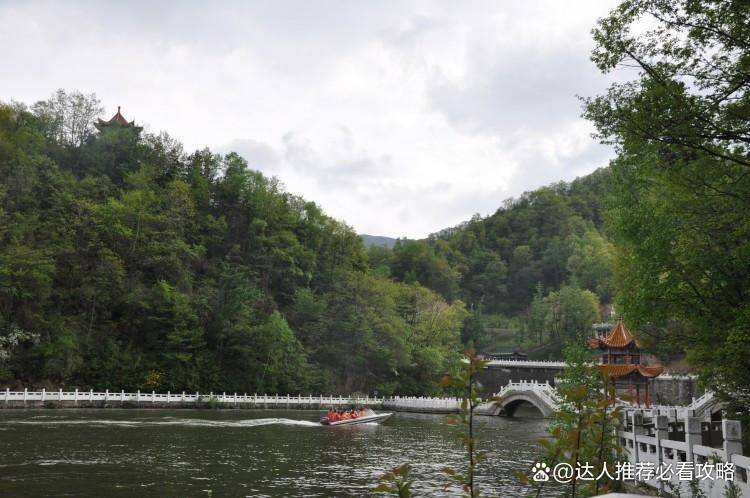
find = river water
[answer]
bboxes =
[0,408,558,497]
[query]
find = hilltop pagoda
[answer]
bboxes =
[94,106,142,132]
[588,318,663,407]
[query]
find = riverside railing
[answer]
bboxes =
[383,396,461,413]
[619,409,749,497]
[1,388,382,407]
[484,359,566,368]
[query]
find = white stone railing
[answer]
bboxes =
[690,390,716,412]
[383,396,461,413]
[634,390,718,420]
[1,388,382,407]
[485,359,566,368]
[619,410,748,497]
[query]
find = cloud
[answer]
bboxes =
[0,0,622,238]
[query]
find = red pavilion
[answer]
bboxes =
[588,318,663,407]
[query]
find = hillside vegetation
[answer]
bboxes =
[0,92,465,395]
[369,169,617,357]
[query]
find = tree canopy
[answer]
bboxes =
[0,91,464,395]
[585,0,750,408]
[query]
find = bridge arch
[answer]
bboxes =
[479,388,557,418]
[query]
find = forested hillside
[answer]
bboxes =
[0,91,465,395]
[369,169,616,356]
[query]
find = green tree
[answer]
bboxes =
[544,286,600,344]
[524,344,623,498]
[584,0,750,408]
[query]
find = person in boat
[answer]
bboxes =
[326,408,335,421]
[359,407,366,417]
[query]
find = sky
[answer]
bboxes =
[0,0,623,238]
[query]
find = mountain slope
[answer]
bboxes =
[360,234,397,248]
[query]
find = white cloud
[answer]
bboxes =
[0,0,622,238]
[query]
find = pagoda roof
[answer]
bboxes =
[599,364,664,378]
[588,318,638,349]
[96,106,137,129]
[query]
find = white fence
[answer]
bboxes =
[1,388,382,407]
[485,359,566,368]
[383,396,461,413]
[636,390,718,420]
[619,409,749,497]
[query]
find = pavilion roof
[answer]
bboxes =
[599,364,664,379]
[96,106,135,127]
[588,318,638,349]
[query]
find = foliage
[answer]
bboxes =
[523,344,623,498]
[543,287,601,345]
[373,463,414,497]
[441,349,498,498]
[369,170,616,358]
[584,0,750,409]
[0,91,464,394]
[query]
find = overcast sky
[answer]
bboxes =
[0,0,622,238]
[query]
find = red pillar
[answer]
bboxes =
[645,382,651,408]
[636,384,641,406]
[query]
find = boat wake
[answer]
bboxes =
[2,417,322,428]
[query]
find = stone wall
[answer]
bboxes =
[649,376,702,406]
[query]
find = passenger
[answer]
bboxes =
[327,408,334,421]
[342,410,350,420]
[360,407,366,417]
[350,409,358,419]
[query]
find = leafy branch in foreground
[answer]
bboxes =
[521,343,623,498]
[373,349,499,497]
[373,463,413,497]
[441,349,499,498]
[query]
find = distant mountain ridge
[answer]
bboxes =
[360,234,397,248]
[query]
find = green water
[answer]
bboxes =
[0,408,555,497]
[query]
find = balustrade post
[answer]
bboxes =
[74,388,78,405]
[5,387,9,405]
[152,390,155,403]
[23,387,27,404]
[654,415,668,495]
[137,390,140,403]
[722,419,743,458]
[104,389,108,402]
[121,389,125,403]
[630,411,644,464]
[89,389,93,402]
[167,391,170,404]
[41,388,46,402]
[684,416,702,462]
[182,391,186,402]
[59,388,63,402]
